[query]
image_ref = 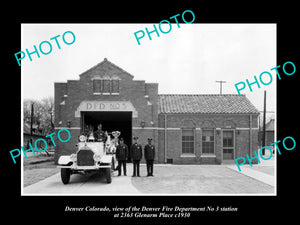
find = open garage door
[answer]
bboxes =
[81,111,132,155]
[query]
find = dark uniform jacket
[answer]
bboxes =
[116,144,128,161]
[94,129,106,141]
[144,144,155,160]
[84,128,91,137]
[130,143,143,160]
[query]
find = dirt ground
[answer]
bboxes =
[23,154,59,187]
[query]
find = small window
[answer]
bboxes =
[202,129,215,154]
[111,79,119,93]
[103,79,111,93]
[182,129,194,154]
[166,158,173,164]
[93,79,102,93]
[223,130,234,147]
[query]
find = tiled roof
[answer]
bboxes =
[158,94,259,114]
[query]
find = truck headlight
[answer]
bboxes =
[93,154,101,162]
[79,135,86,142]
[70,154,77,162]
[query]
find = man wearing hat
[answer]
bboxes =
[84,124,92,137]
[130,136,142,177]
[144,138,155,176]
[116,137,128,176]
[94,123,107,142]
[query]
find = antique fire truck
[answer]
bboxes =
[57,131,120,184]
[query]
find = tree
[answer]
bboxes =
[23,96,54,135]
[40,96,54,134]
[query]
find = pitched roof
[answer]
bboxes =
[78,58,134,78]
[265,119,275,131]
[158,94,259,114]
[23,122,43,135]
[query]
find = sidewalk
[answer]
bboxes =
[226,152,276,187]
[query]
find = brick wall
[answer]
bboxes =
[54,59,259,165]
[54,60,159,164]
[158,113,259,164]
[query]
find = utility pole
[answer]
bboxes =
[262,90,266,155]
[30,102,34,144]
[216,80,226,95]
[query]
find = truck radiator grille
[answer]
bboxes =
[77,150,94,166]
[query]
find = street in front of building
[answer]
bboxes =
[23,157,275,195]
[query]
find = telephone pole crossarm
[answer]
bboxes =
[216,80,227,95]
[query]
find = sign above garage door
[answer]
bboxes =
[75,101,138,118]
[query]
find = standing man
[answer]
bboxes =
[130,136,142,177]
[116,138,128,176]
[144,138,155,176]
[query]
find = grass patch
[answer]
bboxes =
[23,155,59,187]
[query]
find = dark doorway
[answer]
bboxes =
[81,111,132,154]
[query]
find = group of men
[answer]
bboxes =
[83,123,155,177]
[116,136,155,177]
[84,124,107,142]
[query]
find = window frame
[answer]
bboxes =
[92,75,120,95]
[92,78,102,95]
[102,78,111,95]
[111,78,120,95]
[181,128,195,155]
[201,129,215,155]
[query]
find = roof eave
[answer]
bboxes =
[158,112,260,115]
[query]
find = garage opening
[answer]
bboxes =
[81,111,132,154]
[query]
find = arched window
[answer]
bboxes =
[91,74,120,95]
[102,74,111,94]
[92,75,102,94]
[111,75,120,94]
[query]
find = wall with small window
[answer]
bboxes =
[157,114,259,164]
[92,74,120,95]
[182,129,195,154]
[202,129,215,154]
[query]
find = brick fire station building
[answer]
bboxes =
[54,58,260,164]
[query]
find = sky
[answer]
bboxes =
[21,23,276,118]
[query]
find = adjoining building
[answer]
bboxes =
[259,118,275,149]
[23,122,44,148]
[54,58,260,164]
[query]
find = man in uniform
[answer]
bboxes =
[144,138,155,176]
[116,138,128,176]
[94,123,107,142]
[82,125,93,141]
[130,136,142,177]
[84,125,91,137]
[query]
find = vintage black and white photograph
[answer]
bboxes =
[21,23,276,196]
